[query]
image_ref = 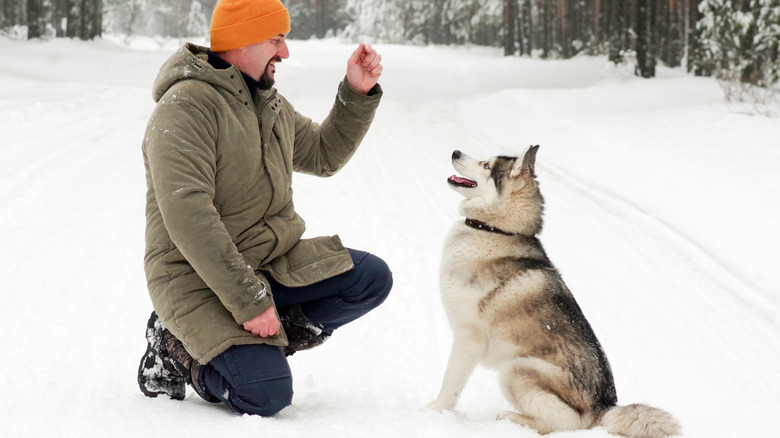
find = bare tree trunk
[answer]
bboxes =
[315,0,326,38]
[636,0,656,77]
[682,0,691,69]
[88,0,101,39]
[518,0,532,55]
[540,0,553,58]
[66,0,79,38]
[64,0,100,40]
[503,0,518,55]
[608,0,628,63]
[594,0,602,44]
[49,0,65,36]
[428,0,446,45]
[27,0,46,39]
[686,0,710,76]
[557,0,570,57]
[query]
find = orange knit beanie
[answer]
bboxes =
[210,0,290,52]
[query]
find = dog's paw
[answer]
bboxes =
[497,411,522,423]
[424,401,443,412]
[424,400,454,413]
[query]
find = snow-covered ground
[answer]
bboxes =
[1,36,778,438]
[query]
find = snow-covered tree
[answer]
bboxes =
[63,0,101,40]
[286,0,349,39]
[695,0,778,115]
[343,0,407,42]
[443,0,502,46]
[102,0,140,36]
[755,0,779,85]
[696,0,779,87]
[27,0,50,39]
[186,0,208,38]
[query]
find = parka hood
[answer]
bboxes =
[152,43,243,103]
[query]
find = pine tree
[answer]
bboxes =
[27,0,52,39]
[687,0,709,75]
[344,0,406,43]
[64,0,101,39]
[755,0,779,86]
[287,0,348,39]
[696,0,779,86]
[538,0,554,58]
[606,0,629,64]
[657,0,685,67]
[186,1,208,37]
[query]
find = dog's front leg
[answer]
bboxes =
[427,330,486,411]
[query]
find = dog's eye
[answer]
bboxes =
[483,162,490,169]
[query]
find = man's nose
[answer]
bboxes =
[278,41,289,59]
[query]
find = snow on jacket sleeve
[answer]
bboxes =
[144,88,275,326]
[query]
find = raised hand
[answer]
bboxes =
[346,43,383,95]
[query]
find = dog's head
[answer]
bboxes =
[447,145,543,235]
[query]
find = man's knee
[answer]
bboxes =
[231,376,293,417]
[353,251,393,304]
[203,344,293,416]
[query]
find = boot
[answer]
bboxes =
[161,328,220,403]
[279,304,330,356]
[137,311,186,400]
[138,312,219,403]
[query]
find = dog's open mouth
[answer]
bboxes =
[448,175,477,188]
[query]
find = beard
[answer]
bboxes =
[257,56,282,90]
[257,71,274,90]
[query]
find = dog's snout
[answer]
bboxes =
[452,150,462,160]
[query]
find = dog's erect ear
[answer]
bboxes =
[511,145,540,178]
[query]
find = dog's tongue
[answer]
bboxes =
[448,175,477,187]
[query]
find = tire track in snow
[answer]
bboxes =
[541,162,779,326]
[536,161,780,434]
[0,85,149,219]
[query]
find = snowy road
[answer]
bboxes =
[1,37,779,437]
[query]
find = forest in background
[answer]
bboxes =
[1,0,778,108]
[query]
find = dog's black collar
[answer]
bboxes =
[464,219,516,236]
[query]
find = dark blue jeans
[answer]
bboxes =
[199,249,392,416]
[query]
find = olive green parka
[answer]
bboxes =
[142,44,382,364]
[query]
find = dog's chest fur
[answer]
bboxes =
[439,224,550,326]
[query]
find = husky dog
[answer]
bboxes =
[427,146,680,438]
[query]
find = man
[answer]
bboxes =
[137,0,392,417]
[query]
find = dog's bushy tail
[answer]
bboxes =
[599,404,681,438]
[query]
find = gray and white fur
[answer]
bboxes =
[427,146,680,438]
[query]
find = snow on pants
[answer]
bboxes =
[199,248,393,416]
